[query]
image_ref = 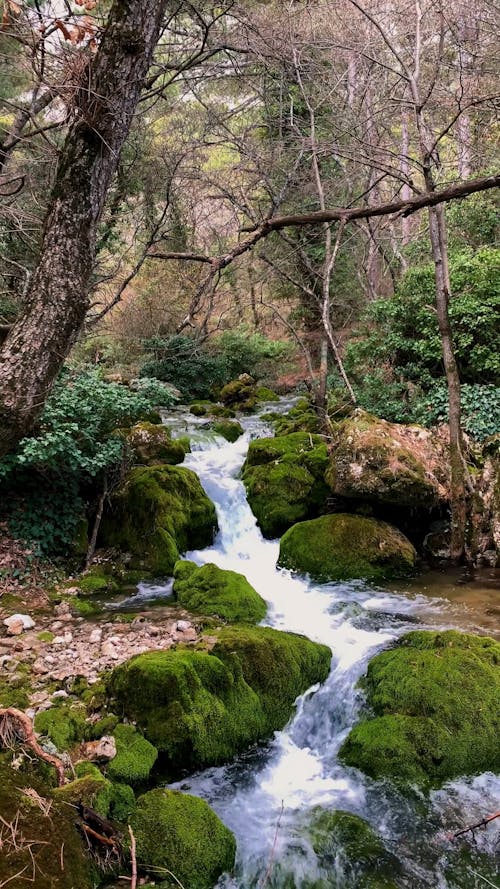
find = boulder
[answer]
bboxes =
[209,418,244,442]
[278,514,416,582]
[309,809,401,889]
[99,465,218,575]
[0,761,97,888]
[273,397,321,435]
[125,421,189,465]
[107,624,331,772]
[242,432,330,538]
[3,613,35,635]
[173,560,267,623]
[469,436,500,566]
[56,762,136,822]
[130,789,236,889]
[339,630,500,786]
[219,376,279,413]
[106,723,158,786]
[326,410,449,519]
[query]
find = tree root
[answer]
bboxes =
[0,707,66,786]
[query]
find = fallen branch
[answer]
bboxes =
[453,810,500,839]
[0,708,66,786]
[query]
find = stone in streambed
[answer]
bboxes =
[124,420,190,465]
[130,788,236,889]
[173,559,267,623]
[107,624,331,772]
[339,630,500,786]
[278,514,416,581]
[99,464,218,575]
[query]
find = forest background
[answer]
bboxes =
[0,0,498,576]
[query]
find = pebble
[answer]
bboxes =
[89,628,102,644]
[176,620,192,632]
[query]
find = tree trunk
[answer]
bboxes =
[0,0,168,456]
[427,204,467,561]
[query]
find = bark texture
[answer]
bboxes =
[0,0,169,455]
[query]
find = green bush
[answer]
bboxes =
[0,369,172,555]
[141,329,292,399]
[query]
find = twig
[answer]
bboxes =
[259,801,284,889]
[453,811,500,839]
[128,826,137,889]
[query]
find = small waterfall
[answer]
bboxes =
[148,408,498,888]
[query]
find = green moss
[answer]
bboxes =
[125,421,188,465]
[340,630,500,786]
[130,788,236,889]
[77,565,119,595]
[210,419,244,442]
[278,514,417,581]
[63,763,136,822]
[106,724,158,786]
[255,386,280,402]
[309,809,400,888]
[70,596,101,616]
[173,560,267,623]
[108,625,331,772]
[209,403,235,418]
[189,402,209,416]
[37,630,55,643]
[84,713,119,739]
[35,702,87,751]
[0,761,96,888]
[274,399,321,435]
[0,674,30,709]
[242,432,329,538]
[99,465,218,575]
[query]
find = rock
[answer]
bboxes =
[308,809,401,889]
[339,630,500,786]
[209,418,244,442]
[219,376,257,412]
[89,628,102,644]
[32,658,50,675]
[176,620,192,632]
[278,513,417,581]
[55,763,136,823]
[242,432,330,538]
[273,397,321,435]
[124,421,189,466]
[4,614,35,635]
[81,735,117,763]
[99,464,218,576]
[326,410,449,527]
[101,641,119,659]
[76,565,120,595]
[34,701,87,751]
[107,625,331,771]
[173,560,267,623]
[0,762,96,888]
[106,724,158,785]
[130,789,236,888]
[51,690,69,700]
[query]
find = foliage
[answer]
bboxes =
[0,369,169,555]
[414,382,500,441]
[141,329,292,399]
[346,248,500,390]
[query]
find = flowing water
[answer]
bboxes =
[142,406,500,888]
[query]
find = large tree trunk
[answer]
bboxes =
[0,0,168,456]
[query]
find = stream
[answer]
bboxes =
[140,405,499,888]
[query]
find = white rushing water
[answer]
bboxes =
[147,408,499,888]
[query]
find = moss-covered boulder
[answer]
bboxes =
[340,630,500,786]
[55,762,136,822]
[0,760,97,888]
[255,386,280,402]
[130,788,236,888]
[106,723,158,786]
[209,419,244,442]
[76,564,120,595]
[242,432,329,538]
[99,465,218,575]
[309,809,400,889]
[274,398,321,435]
[326,410,449,513]
[126,421,189,465]
[35,701,87,751]
[278,514,416,581]
[107,625,331,772]
[173,560,267,622]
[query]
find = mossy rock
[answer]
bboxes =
[59,762,136,822]
[130,788,236,889]
[107,625,331,772]
[0,672,30,709]
[242,432,329,538]
[209,419,244,442]
[77,564,119,595]
[326,410,449,512]
[339,630,500,786]
[0,760,97,888]
[173,560,266,622]
[255,386,280,402]
[190,402,209,416]
[278,514,416,581]
[125,421,189,465]
[309,809,401,889]
[106,723,158,786]
[99,465,218,575]
[35,702,87,751]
